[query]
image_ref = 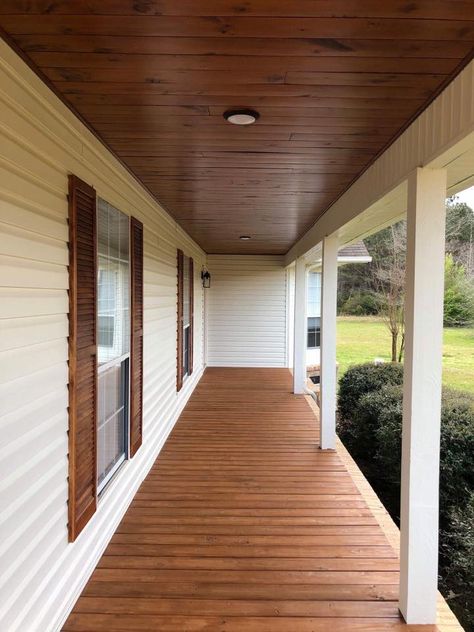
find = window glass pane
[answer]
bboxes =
[97,199,130,365]
[307,272,321,317]
[183,325,190,376]
[97,360,128,489]
[183,255,190,327]
[307,316,321,349]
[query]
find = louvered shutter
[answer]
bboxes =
[176,249,184,391]
[188,257,194,376]
[130,217,144,457]
[67,174,97,542]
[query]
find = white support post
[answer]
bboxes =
[399,167,447,624]
[293,257,307,394]
[320,234,338,450]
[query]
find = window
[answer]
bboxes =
[307,316,321,349]
[182,255,191,377]
[97,199,130,493]
[177,251,194,391]
[68,174,143,541]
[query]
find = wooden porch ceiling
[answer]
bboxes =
[62,368,452,631]
[1,2,474,254]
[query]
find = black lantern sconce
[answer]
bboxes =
[201,268,211,289]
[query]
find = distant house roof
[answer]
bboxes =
[307,240,371,272]
[338,241,370,258]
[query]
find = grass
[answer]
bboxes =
[337,316,474,394]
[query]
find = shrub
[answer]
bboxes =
[337,363,474,632]
[368,387,474,520]
[337,362,404,423]
[340,292,379,316]
[439,493,474,631]
[439,389,474,516]
[341,384,402,462]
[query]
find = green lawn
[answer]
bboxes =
[337,316,474,393]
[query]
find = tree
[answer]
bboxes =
[444,254,474,326]
[366,221,407,362]
[446,197,474,278]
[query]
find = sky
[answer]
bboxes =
[453,185,474,209]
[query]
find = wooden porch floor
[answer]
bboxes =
[63,368,444,631]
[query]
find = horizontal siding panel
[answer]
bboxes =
[0,162,65,211]
[207,255,287,368]
[0,315,68,352]
[0,197,67,240]
[1,389,68,448]
[0,39,206,632]
[0,221,68,265]
[0,130,65,188]
[0,288,68,319]
[0,339,67,385]
[0,255,68,289]
[0,364,67,417]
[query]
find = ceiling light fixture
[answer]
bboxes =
[224,109,259,125]
[239,235,252,240]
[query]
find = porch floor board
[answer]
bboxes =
[62,368,445,631]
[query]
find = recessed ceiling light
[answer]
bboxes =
[224,109,259,125]
[239,235,252,240]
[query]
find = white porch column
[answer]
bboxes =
[293,256,307,394]
[399,167,447,624]
[320,234,338,450]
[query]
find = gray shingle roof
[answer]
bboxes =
[338,241,370,258]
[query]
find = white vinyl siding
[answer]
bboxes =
[0,40,205,632]
[207,255,287,367]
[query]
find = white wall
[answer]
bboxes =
[207,255,288,367]
[0,41,206,632]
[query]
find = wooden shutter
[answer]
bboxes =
[68,174,97,542]
[188,257,194,376]
[130,217,144,457]
[176,249,184,392]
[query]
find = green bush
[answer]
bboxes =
[340,292,379,316]
[337,364,474,631]
[440,493,474,631]
[440,389,474,514]
[372,388,474,517]
[337,362,404,424]
[340,384,402,461]
[444,254,474,327]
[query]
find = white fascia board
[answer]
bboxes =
[307,255,371,272]
[285,59,474,266]
[337,255,372,264]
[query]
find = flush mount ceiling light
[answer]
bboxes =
[239,235,252,240]
[224,109,260,125]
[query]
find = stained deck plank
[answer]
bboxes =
[63,367,450,631]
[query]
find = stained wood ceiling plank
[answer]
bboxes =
[28,51,458,74]
[90,118,404,131]
[2,0,474,20]
[14,34,474,58]
[3,15,474,41]
[67,100,414,120]
[40,67,444,94]
[54,83,427,108]
[49,79,436,101]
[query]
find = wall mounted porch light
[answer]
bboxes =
[201,268,211,288]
